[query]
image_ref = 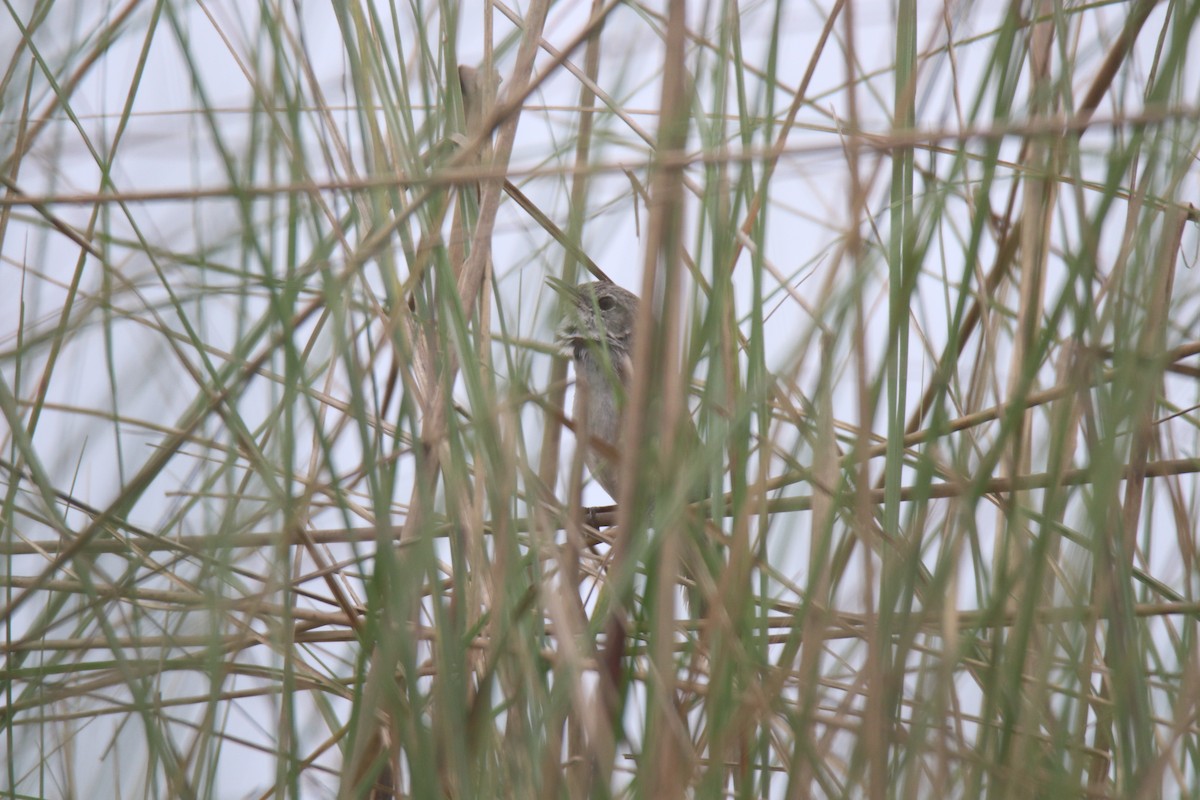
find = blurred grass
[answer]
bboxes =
[3,1,1200,798]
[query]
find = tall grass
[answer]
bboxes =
[3,1,1200,797]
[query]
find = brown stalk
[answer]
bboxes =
[348,4,553,795]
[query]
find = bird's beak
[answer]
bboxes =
[547,278,585,354]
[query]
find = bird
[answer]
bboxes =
[551,278,717,617]
[552,279,639,500]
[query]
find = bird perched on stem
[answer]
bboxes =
[550,278,717,616]
[551,279,639,500]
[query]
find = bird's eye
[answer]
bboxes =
[597,295,615,311]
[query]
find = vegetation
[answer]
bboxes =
[2,1,1199,797]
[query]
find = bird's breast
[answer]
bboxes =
[572,352,624,447]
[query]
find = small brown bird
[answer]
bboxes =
[551,278,717,616]
[552,279,640,499]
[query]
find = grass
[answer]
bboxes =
[3,1,1200,798]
